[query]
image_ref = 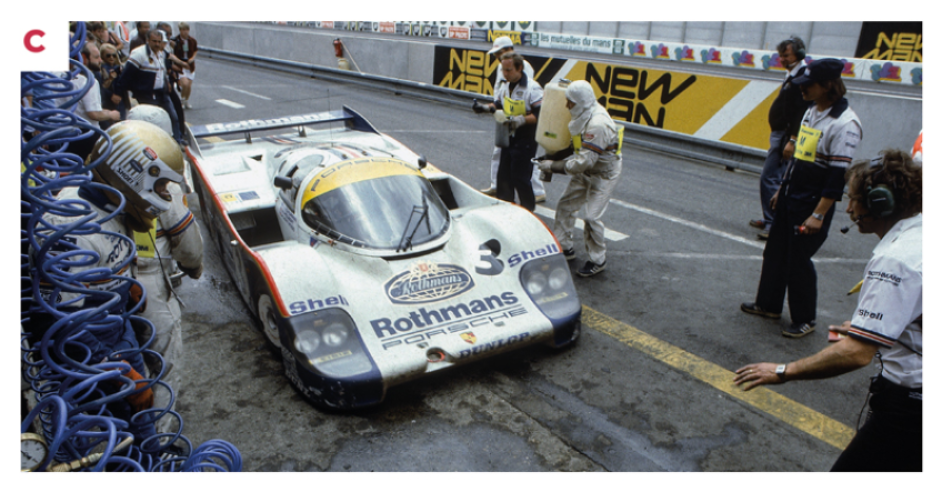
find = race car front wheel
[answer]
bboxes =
[257,294,282,350]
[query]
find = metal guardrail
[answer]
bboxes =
[202,46,766,173]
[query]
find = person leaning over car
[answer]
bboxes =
[735,148,921,472]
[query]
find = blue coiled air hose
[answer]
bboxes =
[20,21,241,472]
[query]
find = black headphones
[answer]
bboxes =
[866,155,896,218]
[786,37,806,60]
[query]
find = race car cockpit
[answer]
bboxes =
[299,158,450,252]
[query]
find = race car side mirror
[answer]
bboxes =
[417,155,427,170]
[274,175,293,190]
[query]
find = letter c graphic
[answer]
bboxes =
[25,29,45,53]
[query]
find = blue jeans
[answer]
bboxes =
[759,130,789,228]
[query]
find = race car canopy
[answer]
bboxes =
[301,157,423,203]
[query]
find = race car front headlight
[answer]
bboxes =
[322,323,349,347]
[519,255,581,320]
[294,331,321,354]
[524,272,547,296]
[285,309,374,378]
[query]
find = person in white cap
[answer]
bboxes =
[472,36,544,202]
[536,80,623,277]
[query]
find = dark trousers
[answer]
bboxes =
[759,130,789,227]
[831,381,922,472]
[496,143,537,211]
[135,90,183,144]
[754,195,834,323]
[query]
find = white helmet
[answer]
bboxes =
[89,120,184,222]
[127,104,172,136]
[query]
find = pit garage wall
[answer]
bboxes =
[193,22,922,159]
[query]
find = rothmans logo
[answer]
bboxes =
[385,261,474,305]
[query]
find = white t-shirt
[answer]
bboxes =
[848,214,922,388]
[54,73,103,129]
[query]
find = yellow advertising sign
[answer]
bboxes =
[489,30,522,44]
[562,61,773,149]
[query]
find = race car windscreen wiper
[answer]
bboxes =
[396,194,430,253]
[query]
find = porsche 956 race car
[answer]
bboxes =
[185,107,581,409]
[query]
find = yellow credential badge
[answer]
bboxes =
[132,221,158,259]
[503,97,526,116]
[794,125,823,163]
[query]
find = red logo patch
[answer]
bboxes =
[143,147,158,161]
[584,133,595,141]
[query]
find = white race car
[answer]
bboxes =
[186,107,581,409]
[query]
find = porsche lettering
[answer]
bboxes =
[379,306,528,350]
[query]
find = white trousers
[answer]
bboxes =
[553,172,619,265]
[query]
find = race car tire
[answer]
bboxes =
[257,294,282,350]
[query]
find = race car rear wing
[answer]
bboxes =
[188,105,380,142]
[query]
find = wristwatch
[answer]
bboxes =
[811,212,824,221]
[775,364,788,381]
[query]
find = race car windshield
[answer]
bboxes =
[301,174,449,250]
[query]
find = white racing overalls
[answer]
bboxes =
[131,182,203,427]
[553,85,623,265]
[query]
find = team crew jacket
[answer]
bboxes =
[767,60,809,139]
[113,45,170,97]
[784,97,862,202]
[848,214,922,389]
[493,72,543,146]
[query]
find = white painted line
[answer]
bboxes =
[215,99,245,109]
[610,199,765,249]
[222,86,272,100]
[693,80,779,140]
[534,205,630,242]
[625,251,868,265]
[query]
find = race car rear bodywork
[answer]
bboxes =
[186,107,581,408]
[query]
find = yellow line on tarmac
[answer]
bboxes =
[203,136,226,143]
[582,306,855,450]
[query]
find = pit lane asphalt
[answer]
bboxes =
[174,57,882,471]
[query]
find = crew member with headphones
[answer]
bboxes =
[741,58,863,338]
[735,149,922,471]
[750,36,810,240]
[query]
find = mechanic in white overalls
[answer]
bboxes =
[537,80,623,277]
[472,36,544,202]
[124,105,204,431]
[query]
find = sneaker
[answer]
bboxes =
[749,219,767,229]
[535,194,546,203]
[183,100,192,109]
[480,186,497,196]
[782,322,816,338]
[562,248,576,261]
[757,229,769,240]
[740,302,781,319]
[577,260,606,277]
